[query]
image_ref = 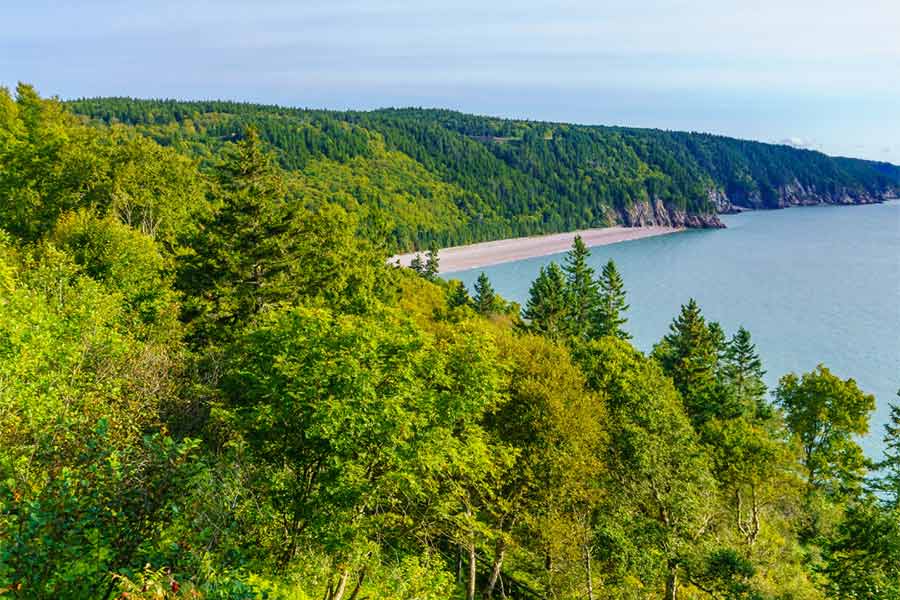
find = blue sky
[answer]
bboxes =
[3,0,899,163]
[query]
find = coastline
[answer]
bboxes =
[392,226,684,274]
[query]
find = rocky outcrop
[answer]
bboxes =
[717,179,897,211]
[610,180,896,232]
[619,199,724,230]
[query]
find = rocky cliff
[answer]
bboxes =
[712,179,899,214]
[617,198,725,229]
[631,182,900,230]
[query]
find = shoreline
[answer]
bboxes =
[392,226,685,274]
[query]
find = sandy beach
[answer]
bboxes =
[392,226,684,274]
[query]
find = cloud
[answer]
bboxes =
[779,137,818,150]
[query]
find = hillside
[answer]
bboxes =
[4,84,898,600]
[67,99,900,252]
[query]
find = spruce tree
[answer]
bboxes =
[447,279,471,309]
[178,127,296,346]
[409,253,425,275]
[424,244,440,281]
[523,263,568,339]
[653,298,721,423]
[473,272,498,315]
[723,326,767,415]
[878,397,900,506]
[562,236,598,338]
[593,259,630,340]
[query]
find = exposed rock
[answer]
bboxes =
[707,188,734,213]
[618,199,724,230]
[719,179,896,212]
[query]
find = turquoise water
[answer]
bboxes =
[447,201,900,457]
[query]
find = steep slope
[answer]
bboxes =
[68,99,900,251]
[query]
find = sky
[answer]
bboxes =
[3,0,899,163]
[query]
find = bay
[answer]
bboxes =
[446,201,900,457]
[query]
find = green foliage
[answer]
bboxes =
[820,498,900,599]
[561,236,598,339]
[473,272,498,315]
[723,326,768,415]
[575,337,717,596]
[0,84,893,600]
[66,98,900,252]
[423,243,440,281]
[878,400,900,505]
[50,209,181,341]
[446,279,472,309]
[654,299,730,424]
[776,365,875,496]
[522,263,568,338]
[177,129,389,346]
[594,259,630,340]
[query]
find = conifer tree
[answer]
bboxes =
[523,263,568,339]
[562,236,598,338]
[410,253,425,275]
[877,397,900,506]
[177,127,295,345]
[723,326,767,415]
[447,279,471,309]
[653,299,721,423]
[424,244,440,281]
[593,259,630,340]
[473,272,498,315]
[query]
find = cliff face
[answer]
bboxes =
[618,198,725,229]
[617,181,898,231]
[715,179,899,213]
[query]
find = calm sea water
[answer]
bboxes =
[446,201,900,457]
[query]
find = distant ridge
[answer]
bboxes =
[69,99,900,252]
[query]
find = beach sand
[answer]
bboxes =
[392,226,684,274]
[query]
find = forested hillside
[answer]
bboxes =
[67,97,900,252]
[3,84,900,600]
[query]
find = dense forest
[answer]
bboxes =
[66,97,900,252]
[2,84,900,600]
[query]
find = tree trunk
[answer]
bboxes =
[467,538,477,600]
[583,543,594,600]
[348,569,366,600]
[482,538,506,598]
[332,568,351,600]
[665,564,678,600]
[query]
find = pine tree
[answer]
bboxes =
[723,326,767,415]
[523,263,568,339]
[473,272,498,315]
[562,236,598,338]
[593,259,630,340]
[447,279,471,309]
[878,397,900,506]
[424,244,440,281]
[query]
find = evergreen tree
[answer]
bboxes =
[653,299,721,423]
[723,327,768,416]
[473,272,498,315]
[562,236,598,338]
[593,259,630,340]
[447,279,471,309]
[410,253,425,275]
[877,397,900,506]
[424,244,440,281]
[177,127,296,346]
[523,263,568,339]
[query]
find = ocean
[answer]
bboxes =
[446,200,900,457]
